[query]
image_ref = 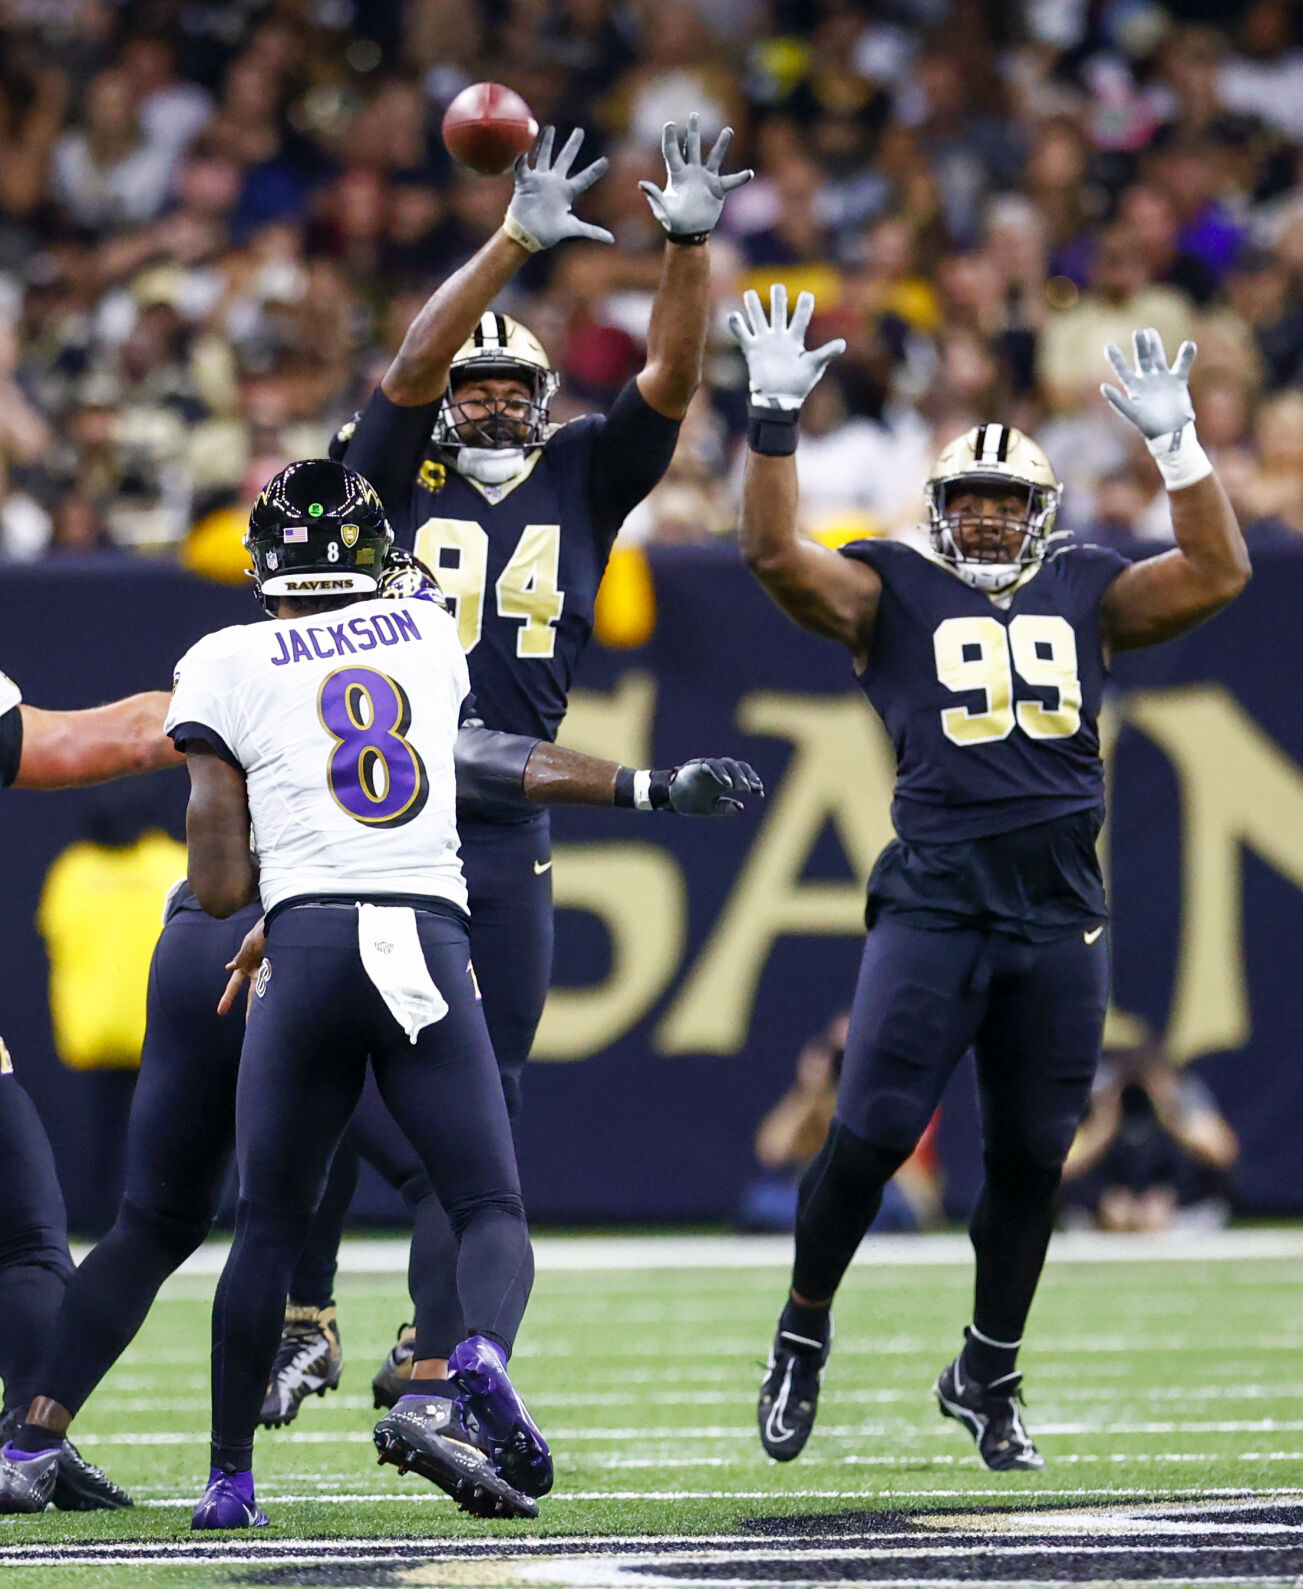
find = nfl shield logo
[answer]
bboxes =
[341,523,359,548]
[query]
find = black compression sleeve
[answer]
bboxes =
[0,706,22,788]
[454,723,537,811]
[342,387,441,517]
[588,380,681,544]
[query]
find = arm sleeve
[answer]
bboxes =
[342,386,441,518]
[164,643,241,769]
[454,722,537,811]
[0,671,22,787]
[587,379,682,545]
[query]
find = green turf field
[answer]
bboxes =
[4,1230,1303,1587]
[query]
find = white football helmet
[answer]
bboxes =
[925,424,1062,593]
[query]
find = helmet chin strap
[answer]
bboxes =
[455,446,526,485]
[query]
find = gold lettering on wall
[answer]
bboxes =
[555,672,657,768]
[656,692,896,1055]
[1126,684,1303,1061]
[533,843,686,1060]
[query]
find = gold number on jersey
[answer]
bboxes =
[414,518,564,659]
[496,522,565,657]
[934,616,1014,745]
[933,614,1081,746]
[1009,614,1082,739]
[415,518,489,652]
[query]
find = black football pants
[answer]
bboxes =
[0,1071,74,1414]
[290,811,554,1356]
[211,902,531,1471]
[793,915,1109,1349]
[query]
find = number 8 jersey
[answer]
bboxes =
[166,595,470,915]
[842,539,1129,844]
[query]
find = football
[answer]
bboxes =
[442,82,538,177]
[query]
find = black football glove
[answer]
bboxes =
[653,758,764,816]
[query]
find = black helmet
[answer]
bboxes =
[245,459,392,613]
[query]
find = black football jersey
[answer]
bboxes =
[343,383,679,747]
[841,539,1130,845]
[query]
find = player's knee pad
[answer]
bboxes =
[0,1227,72,1280]
[233,1195,316,1253]
[116,1195,212,1268]
[798,1121,911,1218]
[442,1189,527,1240]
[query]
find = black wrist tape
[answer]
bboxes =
[747,405,800,456]
[614,767,637,808]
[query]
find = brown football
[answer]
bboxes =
[442,83,539,177]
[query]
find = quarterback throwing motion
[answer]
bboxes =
[733,290,1249,1469]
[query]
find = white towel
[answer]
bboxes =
[357,904,448,1044]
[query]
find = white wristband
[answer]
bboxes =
[503,212,543,254]
[633,769,653,811]
[1146,424,1212,492]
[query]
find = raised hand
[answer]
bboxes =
[1101,327,1197,440]
[667,758,764,816]
[728,284,846,412]
[505,126,614,252]
[638,113,753,242]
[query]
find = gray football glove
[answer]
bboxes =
[1101,327,1197,439]
[505,126,614,252]
[638,113,753,242]
[664,758,764,816]
[728,284,846,412]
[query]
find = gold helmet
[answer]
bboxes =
[925,423,1062,592]
[433,311,560,452]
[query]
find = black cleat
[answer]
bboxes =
[0,1447,58,1514]
[259,1302,342,1428]
[52,1439,133,1510]
[372,1321,418,1410]
[374,1392,538,1519]
[935,1355,1046,1471]
[757,1316,831,1461]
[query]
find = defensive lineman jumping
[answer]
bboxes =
[732,291,1249,1469]
[272,114,753,1410]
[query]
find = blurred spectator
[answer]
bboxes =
[1062,1032,1239,1232]
[739,1013,942,1234]
[2,0,1303,572]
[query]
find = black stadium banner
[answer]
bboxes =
[0,543,1299,1229]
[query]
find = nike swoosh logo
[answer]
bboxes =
[533,859,552,875]
[1084,926,1104,945]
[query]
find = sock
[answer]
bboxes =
[779,1295,830,1355]
[402,1378,456,1399]
[961,1323,1020,1388]
[8,1422,62,1454]
[209,1464,255,1494]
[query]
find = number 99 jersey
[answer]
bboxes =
[165,596,470,915]
[840,539,1130,845]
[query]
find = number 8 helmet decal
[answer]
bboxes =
[246,459,393,614]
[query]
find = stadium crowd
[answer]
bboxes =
[2,0,1302,564]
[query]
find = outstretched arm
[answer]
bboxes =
[184,747,257,919]
[1099,330,1251,651]
[14,692,182,791]
[635,115,752,419]
[732,286,880,660]
[381,127,613,408]
[455,719,762,815]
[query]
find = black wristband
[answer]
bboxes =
[614,767,637,808]
[666,231,710,246]
[747,405,800,457]
[648,769,673,810]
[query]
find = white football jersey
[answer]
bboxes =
[0,670,21,717]
[166,596,469,914]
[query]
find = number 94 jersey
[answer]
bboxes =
[166,596,470,916]
[840,539,1130,845]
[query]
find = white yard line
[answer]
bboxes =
[110,1227,1303,1280]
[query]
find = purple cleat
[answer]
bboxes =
[191,1467,270,1530]
[449,1335,553,1498]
